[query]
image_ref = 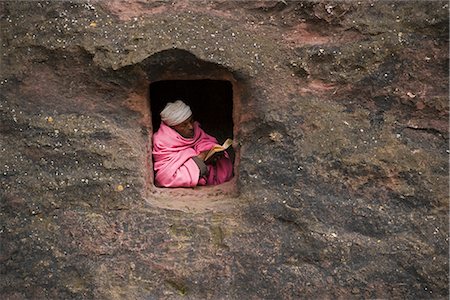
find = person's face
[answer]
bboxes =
[172,116,194,138]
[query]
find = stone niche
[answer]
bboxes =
[141,49,243,202]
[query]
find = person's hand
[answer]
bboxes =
[205,151,224,165]
[197,150,209,161]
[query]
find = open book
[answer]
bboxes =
[205,138,233,162]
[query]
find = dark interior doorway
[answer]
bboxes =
[149,80,234,144]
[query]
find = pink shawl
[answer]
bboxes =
[152,122,233,187]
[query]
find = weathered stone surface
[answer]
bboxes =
[1,1,448,299]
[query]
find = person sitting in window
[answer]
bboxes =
[152,100,233,187]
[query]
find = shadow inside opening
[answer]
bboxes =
[150,80,233,143]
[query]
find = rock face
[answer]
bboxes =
[1,1,448,299]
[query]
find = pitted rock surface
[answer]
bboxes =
[1,1,448,299]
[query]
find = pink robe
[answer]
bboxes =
[152,121,233,187]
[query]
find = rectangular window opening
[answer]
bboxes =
[147,79,238,199]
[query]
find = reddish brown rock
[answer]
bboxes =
[0,1,448,299]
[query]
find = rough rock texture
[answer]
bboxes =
[1,1,448,299]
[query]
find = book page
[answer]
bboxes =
[205,138,233,161]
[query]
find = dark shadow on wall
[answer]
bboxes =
[149,79,234,144]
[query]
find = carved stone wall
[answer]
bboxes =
[1,1,448,298]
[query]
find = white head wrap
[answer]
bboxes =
[160,100,192,126]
